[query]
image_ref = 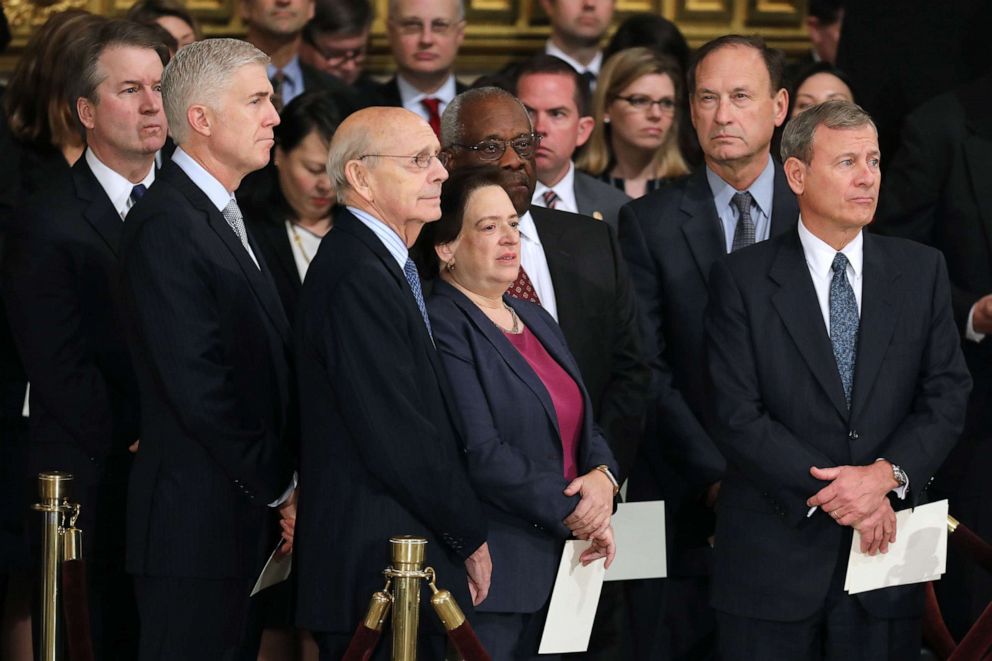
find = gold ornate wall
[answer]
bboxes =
[0,0,811,76]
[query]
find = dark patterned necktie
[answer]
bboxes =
[403,257,432,337]
[542,189,560,209]
[222,199,258,269]
[421,97,441,137]
[731,191,755,252]
[829,252,859,407]
[507,265,542,305]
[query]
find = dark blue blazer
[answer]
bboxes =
[429,280,617,613]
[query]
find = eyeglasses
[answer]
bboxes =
[390,18,463,36]
[358,152,444,169]
[316,46,366,66]
[448,134,542,162]
[615,95,677,114]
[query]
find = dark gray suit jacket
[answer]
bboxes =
[573,170,631,230]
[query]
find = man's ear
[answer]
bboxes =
[76,96,96,132]
[345,160,372,200]
[772,88,789,128]
[187,104,212,137]
[575,115,594,148]
[783,156,806,196]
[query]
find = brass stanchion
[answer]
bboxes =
[389,536,426,661]
[31,472,74,661]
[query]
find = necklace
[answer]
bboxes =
[289,222,314,265]
[495,302,521,334]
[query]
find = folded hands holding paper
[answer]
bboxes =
[562,469,617,569]
[806,461,901,555]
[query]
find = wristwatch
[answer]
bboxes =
[891,463,908,489]
[595,465,620,496]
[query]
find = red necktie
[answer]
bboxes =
[542,189,560,209]
[421,97,441,137]
[507,265,542,305]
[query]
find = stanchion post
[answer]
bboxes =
[390,536,427,661]
[32,472,73,661]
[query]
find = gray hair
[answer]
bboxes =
[439,86,532,148]
[162,38,269,144]
[780,99,877,164]
[325,120,376,199]
[388,0,464,21]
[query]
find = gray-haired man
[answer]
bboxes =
[120,38,296,661]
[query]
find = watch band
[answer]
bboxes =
[595,465,620,496]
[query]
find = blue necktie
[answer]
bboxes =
[829,252,859,407]
[403,258,432,337]
[130,184,147,202]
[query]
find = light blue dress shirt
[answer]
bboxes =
[268,56,305,107]
[706,156,776,253]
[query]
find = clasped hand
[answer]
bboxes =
[563,469,614,539]
[807,463,898,555]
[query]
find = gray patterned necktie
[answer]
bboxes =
[222,199,258,269]
[403,257,432,338]
[731,191,756,252]
[830,252,859,407]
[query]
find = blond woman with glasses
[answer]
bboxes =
[577,47,691,199]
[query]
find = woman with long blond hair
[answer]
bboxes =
[576,47,690,199]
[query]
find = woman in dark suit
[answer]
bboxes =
[241,91,337,322]
[417,167,618,660]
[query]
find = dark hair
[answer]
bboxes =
[126,0,200,37]
[513,54,591,116]
[788,61,854,115]
[304,0,372,42]
[147,22,179,54]
[603,14,689,72]
[71,20,171,130]
[413,166,508,278]
[4,11,106,148]
[687,34,786,97]
[808,0,843,24]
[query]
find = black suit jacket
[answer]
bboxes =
[529,205,649,483]
[617,163,798,573]
[299,61,370,118]
[705,229,970,621]
[376,75,468,108]
[242,200,304,323]
[120,162,294,580]
[875,74,992,439]
[2,155,139,561]
[293,208,487,634]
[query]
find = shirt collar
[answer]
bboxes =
[396,73,458,106]
[533,161,577,212]
[544,40,603,76]
[172,147,235,212]
[705,155,776,219]
[268,55,303,87]
[798,215,864,280]
[516,209,541,246]
[346,205,410,269]
[85,148,155,218]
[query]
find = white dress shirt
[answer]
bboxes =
[172,147,259,267]
[285,221,323,282]
[86,148,155,220]
[347,206,410,269]
[798,219,908,507]
[545,40,603,80]
[533,161,578,214]
[396,74,457,124]
[517,209,559,321]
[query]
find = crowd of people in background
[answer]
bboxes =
[1,0,991,659]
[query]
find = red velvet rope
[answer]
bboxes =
[60,559,95,661]
[445,620,492,661]
[923,582,957,659]
[341,623,382,661]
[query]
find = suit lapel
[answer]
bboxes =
[257,211,302,289]
[850,234,899,418]
[770,232,850,421]
[573,174,594,217]
[680,170,725,283]
[164,164,290,343]
[74,160,124,256]
[529,206,578,324]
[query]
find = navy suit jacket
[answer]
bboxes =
[294,209,487,634]
[120,161,294,580]
[705,229,970,621]
[618,163,798,574]
[429,281,617,613]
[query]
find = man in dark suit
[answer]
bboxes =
[2,21,168,659]
[514,54,631,229]
[873,72,992,639]
[299,0,383,103]
[616,34,795,660]
[241,0,365,116]
[120,39,296,661]
[440,86,649,660]
[705,99,970,659]
[380,0,467,135]
[293,106,490,660]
